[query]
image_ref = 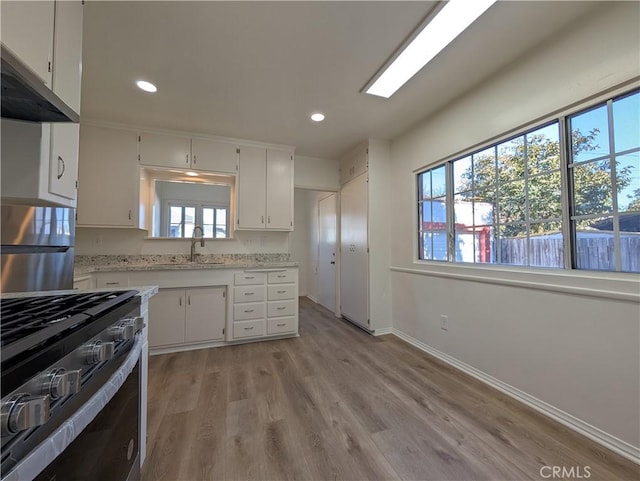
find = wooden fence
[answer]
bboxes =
[499,233,640,271]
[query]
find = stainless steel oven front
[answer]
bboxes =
[33,359,141,481]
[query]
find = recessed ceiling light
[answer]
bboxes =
[310,113,325,122]
[365,0,496,98]
[136,80,157,93]
[185,171,199,177]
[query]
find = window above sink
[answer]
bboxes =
[141,167,235,239]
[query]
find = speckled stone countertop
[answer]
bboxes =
[1,285,159,303]
[74,254,297,276]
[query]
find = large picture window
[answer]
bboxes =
[417,88,639,273]
[568,91,640,272]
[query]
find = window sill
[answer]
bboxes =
[392,261,640,303]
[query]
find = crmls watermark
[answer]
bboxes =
[540,466,592,479]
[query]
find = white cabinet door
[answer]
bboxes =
[77,124,139,227]
[191,138,237,173]
[266,149,293,230]
[237,145,266,229]
[139,132,191,168]
[185,287,225,343]
[340,173,369,328]
[148,289,186,348]
[49,123,79,200]
[340,143,368,185]
[1,0,54,86]
[51,0,83,114]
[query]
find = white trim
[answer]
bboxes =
[391,266,640,303]
[306,295,318,303]
[81,117,296,152]
[149,333,299,355]
[373,327,392,336]
[391,328,640,465]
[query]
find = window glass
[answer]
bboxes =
[613,92,640,153]
[569,90,639,272]
[453,156,472,193]
[570,104,610,163]
[616,154,640,213]
[417,170,448,261]
[572,160,613,216]
[417,88,637,273]
[619,213,640,272]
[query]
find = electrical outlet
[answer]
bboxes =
[440,315,448,331]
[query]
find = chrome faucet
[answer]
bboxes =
[190,225,205,262]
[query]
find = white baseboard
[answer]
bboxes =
[306,295,318,303]
[391,328,640,465]
[373,327,393,336]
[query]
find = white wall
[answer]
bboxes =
[75,228,290,255]
[295,155,340,191]
[389,1,640,457]
[290,188,330,301]
[290,189,310,296]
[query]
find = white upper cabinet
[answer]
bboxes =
[1,120,77,207]
[237,145,267,229]
[1,0,83,115]
[1,0,55,86]
[191,138,238,173]
[49,123,79,200]
[266,149,294,230]
[236,146,294,231]
[51,0,83,114]
[77,124,139,227]
[138,132,191,169]
[139,132,238,174]
[340,142,368,185]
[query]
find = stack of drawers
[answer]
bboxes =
[232,268,298,340]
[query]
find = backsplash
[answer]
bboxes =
[75,253,291,267]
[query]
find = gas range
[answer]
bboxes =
[0,290,143,478]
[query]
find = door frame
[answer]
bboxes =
[317,191,340,316]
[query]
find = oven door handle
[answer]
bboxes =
[4,336,143,481]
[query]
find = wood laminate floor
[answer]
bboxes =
[142,297,639,481]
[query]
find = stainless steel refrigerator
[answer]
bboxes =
[1,204,75,293]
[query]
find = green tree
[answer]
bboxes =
[458,128,633,237]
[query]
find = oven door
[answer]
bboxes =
[33,360,140,481]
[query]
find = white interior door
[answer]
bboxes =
[340,174,369,328]
[318,193,337,313]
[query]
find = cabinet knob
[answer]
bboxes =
[193,155,197,164]
[186,154,189,164]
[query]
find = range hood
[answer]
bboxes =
[1,45,79,123]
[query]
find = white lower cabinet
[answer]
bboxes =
[232,268,298,340]
[148,286,225,348]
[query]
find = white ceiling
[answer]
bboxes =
[81,1,603,160]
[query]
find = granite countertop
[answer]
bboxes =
[1,285,159,301]
[73,253,297,277]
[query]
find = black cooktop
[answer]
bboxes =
[1,291,140,396]
[1,291,137,362]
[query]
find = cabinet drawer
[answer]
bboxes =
[233,302,265,321]
[234,272,266,285]
[267,284,296,301]
[233,319,266,339]
[267,300,297,318]
[267,317,296,335]
[267,270,296,284]
[95,274,129,288]
[234,285,265,303]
